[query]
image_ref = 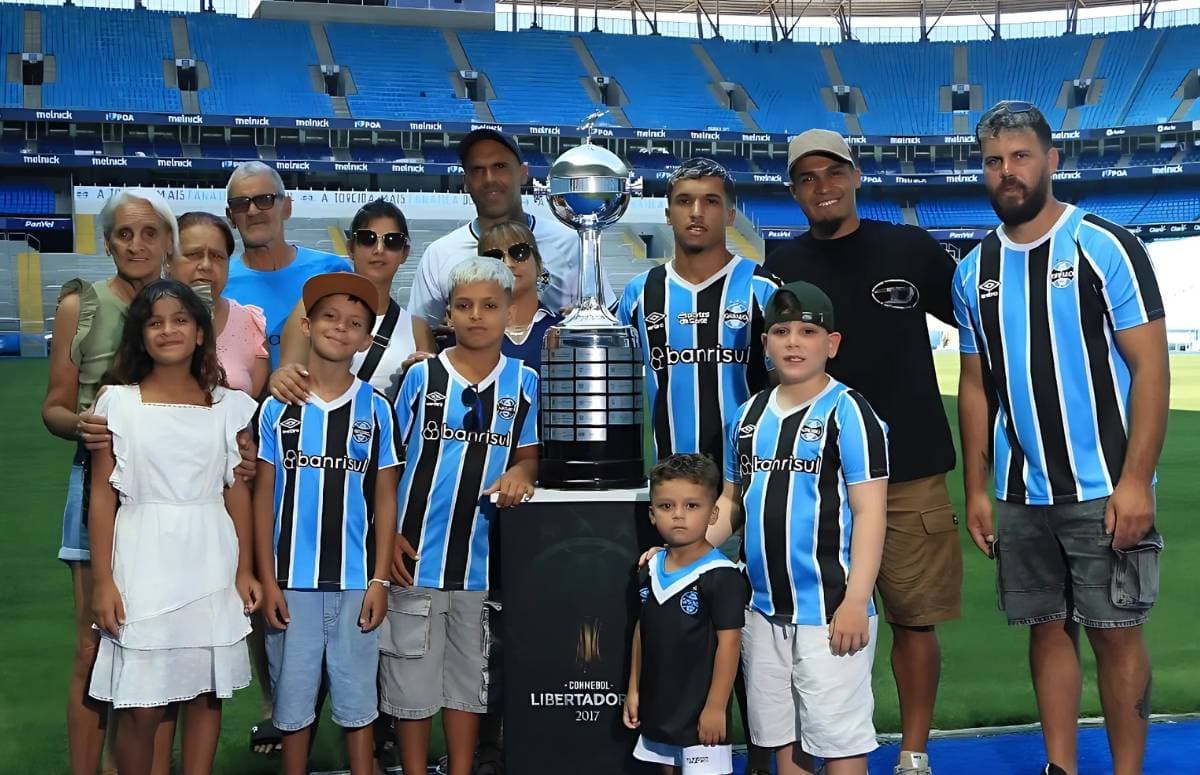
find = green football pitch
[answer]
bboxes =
[2,354,1197,774]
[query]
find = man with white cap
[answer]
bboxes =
[763,129,961,775]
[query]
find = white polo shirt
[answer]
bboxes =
[408,212,617,326]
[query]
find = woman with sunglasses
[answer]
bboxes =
[169,212,269,397]
[272,199,435,403]
[478,221,562,370]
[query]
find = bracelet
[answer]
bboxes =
[368,578,391,588]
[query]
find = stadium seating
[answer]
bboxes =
[1074,191,1152,223]
[1129,146,1179,166]
[1124,27,1197,125]
[457,29,598,125]
[701,39,842,134]
[739,194,903,227]
[834,41,954,135]
[581,33,743,130]
[188,14,332,117]
[325,24,475,121]
[0,184,55,215]
[42,8,180,113]
[1077,28,1162,129]
[1076,148,1123,169]
[1133,188,1200,223]
[915,196,996,228]
[966,35,1090,131]
[0,5,23,108]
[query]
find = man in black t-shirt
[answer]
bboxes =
[763,129,962,775]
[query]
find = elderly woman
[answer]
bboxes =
[41,188,178,774]
[169,211,269,396]
[478,220,562,369]
[271,198,435,404]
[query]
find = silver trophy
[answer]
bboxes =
[533,114,645,489]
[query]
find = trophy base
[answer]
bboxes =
[539,448,646,490]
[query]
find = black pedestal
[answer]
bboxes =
[500,488,658,774]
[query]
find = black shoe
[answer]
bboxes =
[1042,765,1069,775]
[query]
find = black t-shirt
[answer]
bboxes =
[635,549,746,747]
[763,219,957,483]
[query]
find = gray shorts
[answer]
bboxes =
[378,586,496,719]
[994,497,1163,629]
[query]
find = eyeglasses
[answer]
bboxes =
[480,242,534,263]
[462,384,484,432]
[227,193,278,214]
[354,229,410,251]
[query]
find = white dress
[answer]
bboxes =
[88,384,258,708]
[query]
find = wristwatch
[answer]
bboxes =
[368,578,392,588]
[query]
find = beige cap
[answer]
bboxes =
[302,272,387,316]
[786,129,855,176]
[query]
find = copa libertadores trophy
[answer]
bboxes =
[534,112,645,489]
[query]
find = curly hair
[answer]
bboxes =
[649,453,722,500]
[106,279,227,403]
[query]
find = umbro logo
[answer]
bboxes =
[978,279,1001,300]
[644,312,666,331]
[739,424,756,437]
[280,417,301,435]
[426,391,446,407]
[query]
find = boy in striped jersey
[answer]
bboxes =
[715,281,889,775]
[254,272,400,775]
[956,102,1168,775]
[383,257,538,775]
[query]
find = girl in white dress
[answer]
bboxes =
[88,278,262,774]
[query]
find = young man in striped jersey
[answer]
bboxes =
[383,257,538,775]
[619,157,779,773]
[715,281,889,775]
[254,272,400,775]
[955,101,1168,775]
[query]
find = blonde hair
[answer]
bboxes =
[478,220,544,270]
[449,256,514,299]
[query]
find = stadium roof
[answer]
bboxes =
[553,0,1149,23]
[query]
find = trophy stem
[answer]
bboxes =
[562,227,618,327]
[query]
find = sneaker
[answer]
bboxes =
[895,750,932,775]
[1042,766,1069,775]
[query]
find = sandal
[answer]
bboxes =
[249,718,283,754]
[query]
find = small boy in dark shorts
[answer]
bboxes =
[624,454,746,775]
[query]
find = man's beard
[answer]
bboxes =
[808,213,847,238]
[989,175,1049,227]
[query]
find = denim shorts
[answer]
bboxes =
[265,589,380,731]
[58,444,90,563]
[994,497,1163,629]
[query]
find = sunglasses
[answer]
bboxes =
[227,193,278,214]
[980,100,1036,122]
[462,384,485,432]
[354,229,410,251]
[480,242,535,263]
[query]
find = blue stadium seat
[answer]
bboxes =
[1132,189,1200,223]
[740,195,807,227]
[42,8,180,113]
[1123,27,1197,125]
[421,145,459,164]
[1076,149,1122,169]
[0,183,55,215]
[188,14,332,117]
[966,35,1090,130]
[1076,28,1162,129]
[582,34,743,131]
[0,6,23,108]
[834,41,954,135]
[701,39,842,134]
[325,24,474,121]
[1074,191,1151,223]
[915,196,996,228]
[457,29,599,125]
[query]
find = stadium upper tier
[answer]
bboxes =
[5,8,1200,132]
